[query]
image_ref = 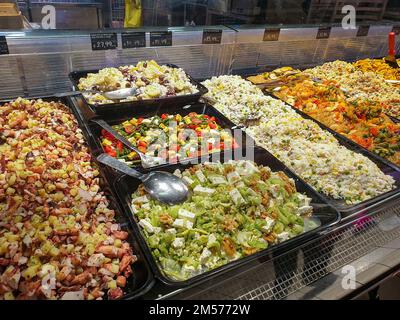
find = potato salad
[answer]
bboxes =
[78,60,198,105]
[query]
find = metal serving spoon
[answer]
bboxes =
[97,153,189,205]
[91,118,164,169]
[59,87,138,101]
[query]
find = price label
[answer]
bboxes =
[150,31,172,47]
[357,25,370,37]
[90,33,118,51]
[0,36,9,55]
[316,27,331,39]
[263,28,280,41]
[393,26,400,35]
[121,32,146,49]
[202,29,222,44]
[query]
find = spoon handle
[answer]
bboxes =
[96,153,145,180]
[55,90,101,97]
[92,119,143,156]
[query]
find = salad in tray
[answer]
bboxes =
[131,160,316,281]
[101,112,238,166]
[78,60,199,105]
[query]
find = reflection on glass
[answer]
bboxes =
[1,0,398,30]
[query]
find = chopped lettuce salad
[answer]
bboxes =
[131,160,315,280]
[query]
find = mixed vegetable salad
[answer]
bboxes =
[131,160,316,280]
[273,78,400,166]
[101,112,238,166]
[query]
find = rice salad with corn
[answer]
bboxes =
[202,76,395,204]
[78,60,198,105]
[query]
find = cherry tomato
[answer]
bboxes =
[208,122,217,129]
[161,114,168,120]
[138,140,147,148]
[137,117,144,124]
[116,141,124,153]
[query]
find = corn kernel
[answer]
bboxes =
[107,280,117,289]
[114,239,122,248]
[6,187,15,195]
[4,292,15,300]
[8,174,16,186]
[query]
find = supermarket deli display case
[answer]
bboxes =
[1,24,400,300]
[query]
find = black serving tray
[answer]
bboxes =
[111,146,341,287]
[265,92,400,215]
[0,96,155,300]
[69,64,208,116]
[85,99,254,170]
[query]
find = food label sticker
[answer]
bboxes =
[0,36,9,55]
[316,27,331,39]
[150,31,172,47]
[263,28,280,41]
[393,26,400,35]
[121,32,146,49]
[202,29,222,44]
[90,33,118,51]
[357,25,370,37]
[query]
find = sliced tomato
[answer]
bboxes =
[369,127,379,137]
[104,146,117,157]
[138,140,147,148]
[116,141,124,153]
[137,117,144,124]
[138,146,147,154]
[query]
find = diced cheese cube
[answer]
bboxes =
[226,171,240,183]
[229,188,245,205]
[141,203,151,210]
[153,227,162,234]
[244,161,259,174]
[173,169,182,178]
[178,209,196,221]
[207,233,217,246]
[262,217,275,233]
[193,185,215,196]
[172,237,185,248]
[208,176,227,185]
[297,205,313,216]
[138,219,155,233]
[185,220,193,230]
[165,228,176,234]
[172,219,185,229]
[195,170,206,183]
[133,195,149,203]
[182,176,195,186]
[142,119,152,124]
[277,232,290,242]
[200,248,212,263]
